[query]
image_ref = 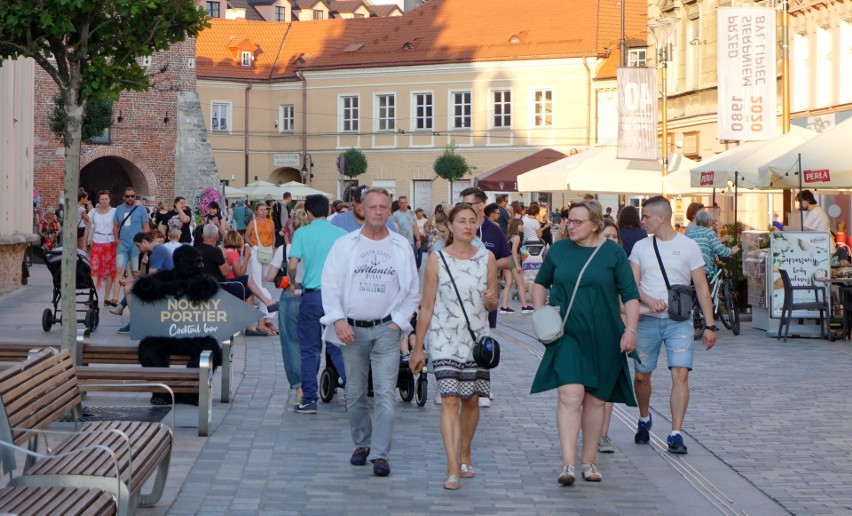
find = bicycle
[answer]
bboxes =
[693,263,741,340]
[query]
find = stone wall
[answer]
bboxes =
[175,91,220,200]
[0,241,30,295]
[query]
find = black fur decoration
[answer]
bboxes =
[132,245,219,303]
[132,246,224,405]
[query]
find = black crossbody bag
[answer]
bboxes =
[652,237,694,321]
[438,251,500,369]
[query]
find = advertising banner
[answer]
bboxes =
[769,231,830,318]
[717,7,777,141]
[617,67,658,161]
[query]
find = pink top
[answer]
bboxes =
[225,248,241,279]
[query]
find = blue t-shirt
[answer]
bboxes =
[149,244,174,271]
[114,204,149,246]
[289,219,347,290]
[331,210,397,233]
[477,219,511,260]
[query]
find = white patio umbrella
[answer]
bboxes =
[223,185,247,199]
[758,117,852,189]
[241,180,287,200]
[517,146,701,195]
[691,125,817,189]
[277,181,332,199]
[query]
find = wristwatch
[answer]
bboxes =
[704,325,719,332]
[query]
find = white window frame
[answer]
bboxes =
[628,48,647,67]
[206,0,219,18]
[375,93,396,132]
[491,89,512,129]
[240,51,252,67]
[449,90,472,130]
[412,92,434,131]
[531,89,553,127]
[185,57,196,68]
[140,56,152,68]
[339,94,360,133]
[211,101,231,133]
[278,105,294,133]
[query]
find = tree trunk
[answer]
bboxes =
[60,90,85,359]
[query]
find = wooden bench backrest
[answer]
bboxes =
[0,348,81,447]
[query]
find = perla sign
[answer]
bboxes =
[131,293,262,341]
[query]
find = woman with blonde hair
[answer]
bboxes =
[530,200,640,485]
[246,202,277,333]
[266,202,308,405]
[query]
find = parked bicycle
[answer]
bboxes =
[693,262,741,340]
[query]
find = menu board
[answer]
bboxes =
[769,231,831,318]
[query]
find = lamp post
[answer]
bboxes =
[649,17,677,177]
[300,153,313,184]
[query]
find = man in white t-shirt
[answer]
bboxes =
[321,188,419,478]
[628,196,717,455]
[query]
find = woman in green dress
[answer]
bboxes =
[531,200,640,486]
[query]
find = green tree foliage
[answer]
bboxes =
[50,96,113,145]
[0,0,209,351]
[343,148,368,178]
[433,142,473,182]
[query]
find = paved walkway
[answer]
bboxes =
[4,265,852,514]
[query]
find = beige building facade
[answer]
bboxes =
[198,58,601,211]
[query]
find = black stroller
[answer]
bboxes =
[41,248,99,332]
[319,350,429,407]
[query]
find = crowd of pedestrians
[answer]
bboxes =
[39,181,748,491]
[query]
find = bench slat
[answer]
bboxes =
[0,486,115,516]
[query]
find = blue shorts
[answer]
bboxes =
[115,241,140,272]
[634,316,694,373]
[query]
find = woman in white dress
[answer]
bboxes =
[410,203,498,490]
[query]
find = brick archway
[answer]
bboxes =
[80,147,157,198]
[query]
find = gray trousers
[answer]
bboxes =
[339,323,401,461]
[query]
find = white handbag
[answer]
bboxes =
[532,240,603,345]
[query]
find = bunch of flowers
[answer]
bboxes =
[194,186,223,222]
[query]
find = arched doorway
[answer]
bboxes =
[80,156,147,206]
[269,167,301,185]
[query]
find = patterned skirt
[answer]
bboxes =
[433,358,490,400]
[89,241,117,285]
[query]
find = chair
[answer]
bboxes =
[777,269,830,342]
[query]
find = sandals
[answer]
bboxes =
[104,299,118,307]
[581,463,602,482]
[557,464,576,486]
[443,474,460,490]
[460,464,475,478]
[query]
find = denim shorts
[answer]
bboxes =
[634,316,694,373]
[115,242,140,272]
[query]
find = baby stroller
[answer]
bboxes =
[516,241,546,297]
[41,247,99,332]
[320,350,429,407]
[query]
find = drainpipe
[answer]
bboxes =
[583,57,591,147]
[296,70,307,170]
[244,81,252,186]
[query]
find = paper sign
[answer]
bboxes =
[130,292,263,341]
[769,231,830,318]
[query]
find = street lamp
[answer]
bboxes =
[649,17,677,176]
[300,153,313,184]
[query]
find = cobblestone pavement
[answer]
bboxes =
[4,266,851,514]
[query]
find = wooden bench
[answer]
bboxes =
[0,485,117,515]
[0,348,173,515]
[0,329,237,404]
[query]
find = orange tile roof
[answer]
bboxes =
[369,4,401,17]
[197,0,647,81]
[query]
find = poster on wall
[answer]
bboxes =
[769,231,831,318]
[717,7,777,141]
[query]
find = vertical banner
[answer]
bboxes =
[617,67,658,161]
[717,7,777,141]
